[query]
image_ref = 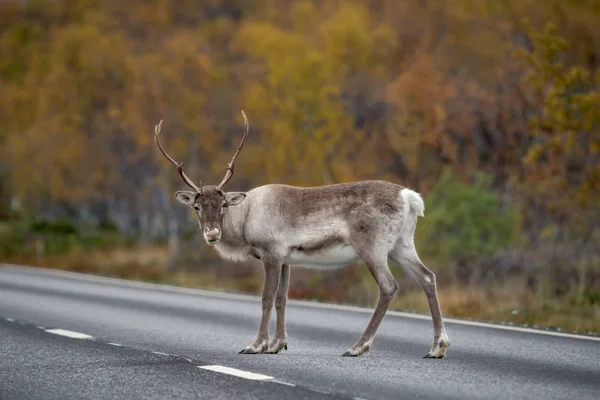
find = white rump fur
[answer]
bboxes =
[397,188,425,248]
[401,188,425,217]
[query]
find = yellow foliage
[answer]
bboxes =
[0,0,599,230]
[518,21,600,221]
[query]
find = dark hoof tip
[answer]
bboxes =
[284,344,288,350]
[342,351,358,357]
[423,353,445,359]
[239,348,257,354]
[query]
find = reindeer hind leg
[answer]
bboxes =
[389,243,450,358]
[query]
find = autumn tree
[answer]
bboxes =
[517,21,600,230]
[1,0,599,267]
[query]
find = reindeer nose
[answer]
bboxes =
[204,227,221,243]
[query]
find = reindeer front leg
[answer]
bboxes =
[239,256,282,354]
[266,263,290,354]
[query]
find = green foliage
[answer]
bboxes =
[583,291,600,306]
[0,219,126,259]
[0,222,26,257]
[416,170,523,268]
[29,220,77,235]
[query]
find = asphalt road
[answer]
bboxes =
[1,264,599,400]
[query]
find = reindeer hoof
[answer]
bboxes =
[265,338,288,354]
[423,349,447,359]
[239,347,259,354]
[342,341,371,357]
[424,335,450,359]
[239,341,268,354]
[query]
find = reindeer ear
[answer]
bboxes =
[224,192,246,206]
[175,191,196,206]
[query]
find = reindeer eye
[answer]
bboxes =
[194,206,200,211]
[221,203,227,208]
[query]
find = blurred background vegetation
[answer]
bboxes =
[1,0,599,333]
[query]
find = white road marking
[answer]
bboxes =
[36,326,46,330]
[198,365,273,381]
[4,263,600,341]
[108,343,122,347]
[151,351,170,356]
[5,317,14,322]
[45,329,94,340]
[273,380,296,387]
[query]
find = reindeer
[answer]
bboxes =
[154,111,450,358]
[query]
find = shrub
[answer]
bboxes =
[415,169,523,282]
[0,222,27,257]
[29,220,78,235]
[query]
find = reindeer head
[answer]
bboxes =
[154,111,249,245]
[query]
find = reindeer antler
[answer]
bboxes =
[217,110,249,189]
[154,120,203,193]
